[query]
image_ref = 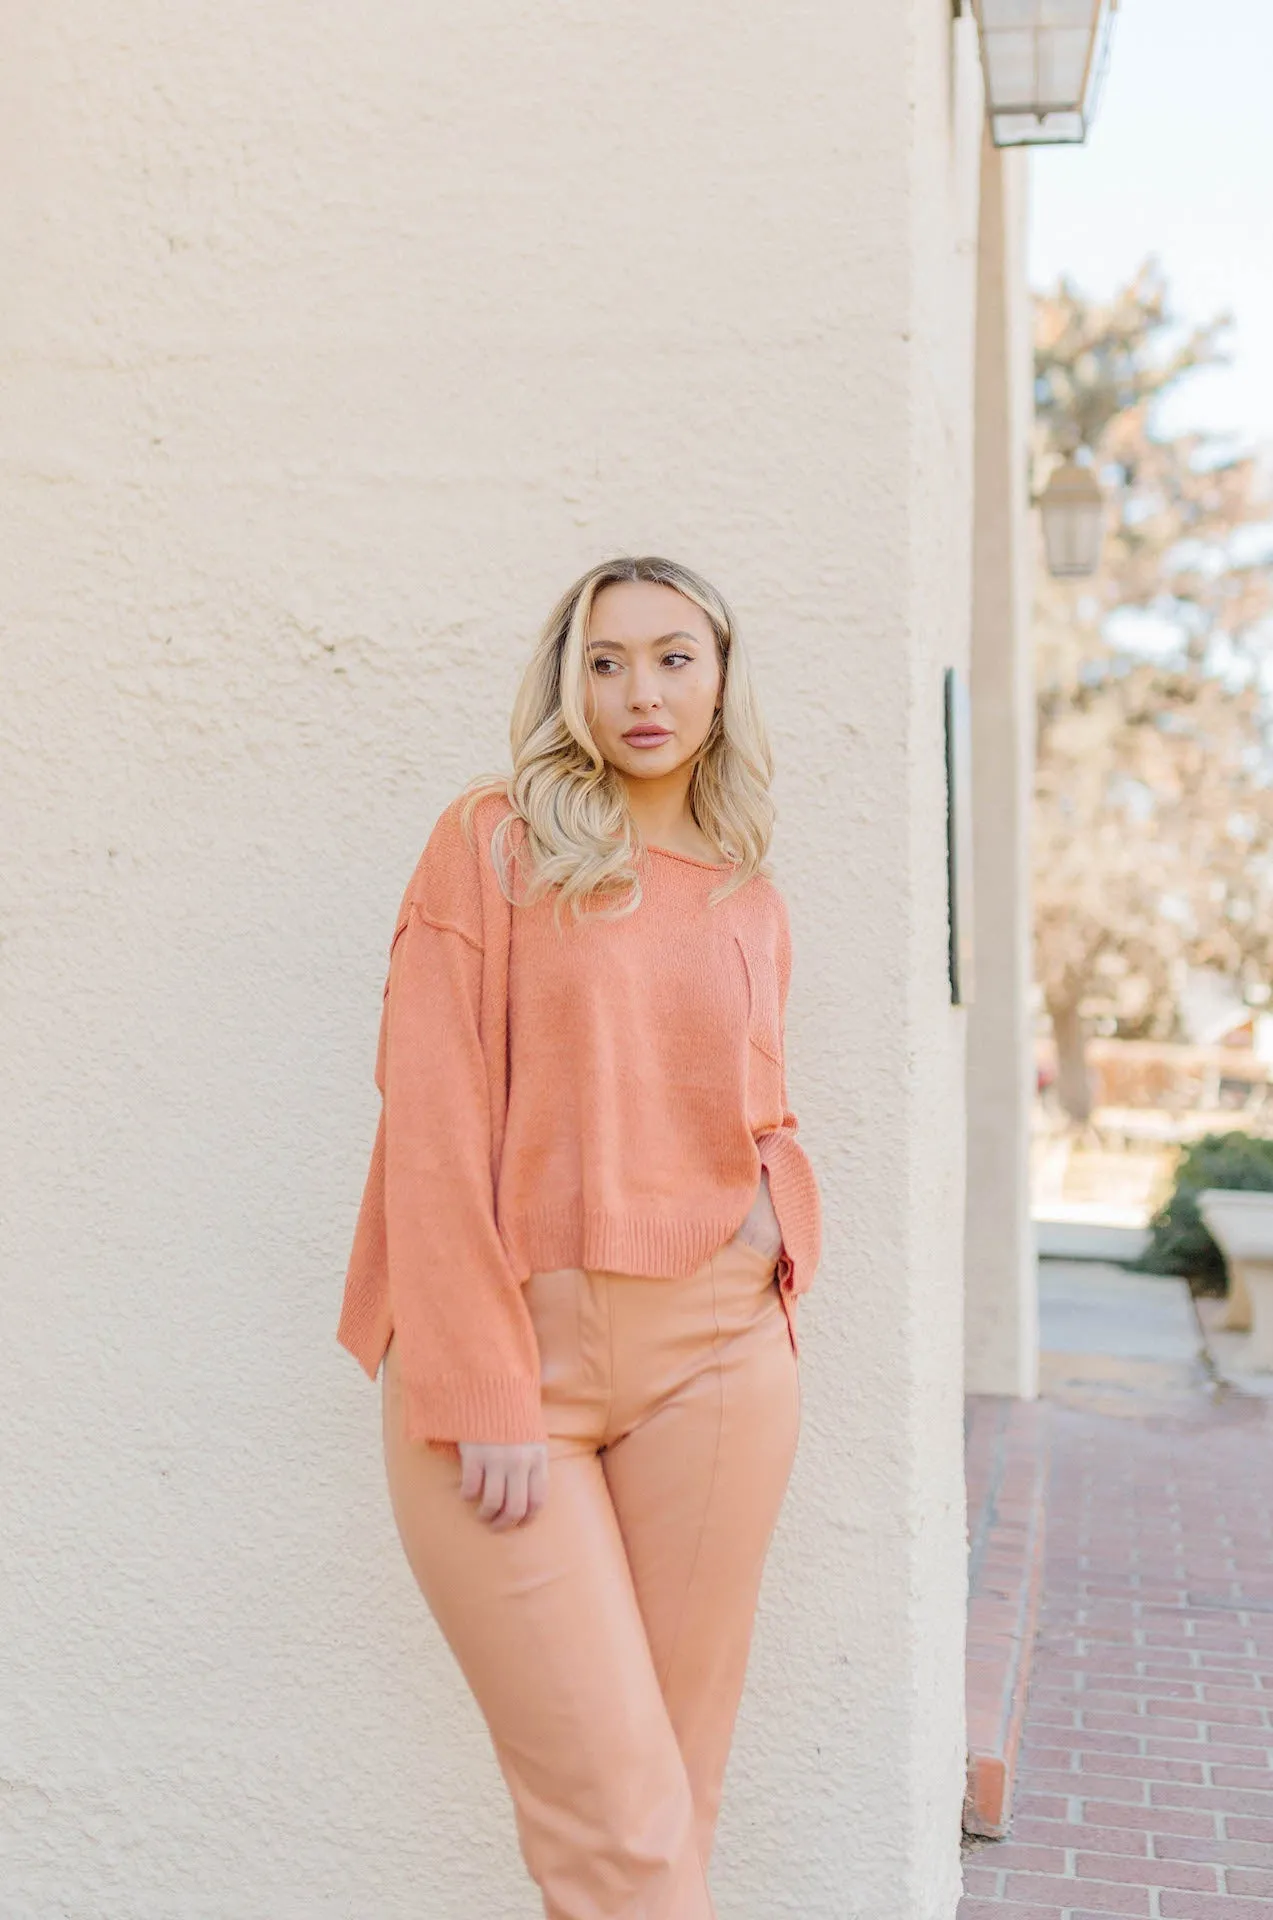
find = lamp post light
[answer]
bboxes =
[1037,454,1105,578]
[972,0,1120,148]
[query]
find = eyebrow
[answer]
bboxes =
[585,631,704,650]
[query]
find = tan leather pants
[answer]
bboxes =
[381,1233,801,1919]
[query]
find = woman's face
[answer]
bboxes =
[582,580,723,784]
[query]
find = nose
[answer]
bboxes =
[627,663,663,712]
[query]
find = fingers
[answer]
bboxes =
[526,1450,549,1521]
[457,1443,549,1528]
[458,1446,486,1504]
[487,1456,530,1532]
[478,1460,511,1524]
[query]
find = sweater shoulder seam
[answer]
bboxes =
[403,899,485,954]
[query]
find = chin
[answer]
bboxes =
[618,750,688,779]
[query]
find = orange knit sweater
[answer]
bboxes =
[336,788,822,1447]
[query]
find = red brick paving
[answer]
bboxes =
[959,1364,1273,1917]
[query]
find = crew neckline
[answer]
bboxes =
[643,843,737,872]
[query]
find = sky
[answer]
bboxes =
[1028,0,1273,452]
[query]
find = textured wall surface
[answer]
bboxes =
[965,135,1039,1399]
[2,5,985,1915]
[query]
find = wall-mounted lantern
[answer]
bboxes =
[1036,454,1104,578]
[971,0,1120,148]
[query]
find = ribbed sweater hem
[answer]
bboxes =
[507,1201,755,1283]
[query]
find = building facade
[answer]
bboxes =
[1,4,1039,1913]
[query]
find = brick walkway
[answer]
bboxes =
[960,1348,1273,1918]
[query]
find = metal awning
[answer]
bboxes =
[973,0,1120,146]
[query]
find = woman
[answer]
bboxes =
[336,554,822,1919]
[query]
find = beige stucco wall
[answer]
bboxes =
[964,133,1040,1400]
[2,6,987,1915]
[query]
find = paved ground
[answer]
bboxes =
[959,1261,1273,1918]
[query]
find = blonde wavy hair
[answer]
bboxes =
[458,555,776,922]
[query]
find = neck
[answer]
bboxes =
[614,767,700,848]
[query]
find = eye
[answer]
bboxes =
[589,656,620,675]
[663,651,693,668]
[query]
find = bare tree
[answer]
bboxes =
[1033,260,1273,1120]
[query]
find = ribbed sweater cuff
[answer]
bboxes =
[398,1369,547,1448]
[758,1128,822,1298]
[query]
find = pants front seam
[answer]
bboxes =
[652,1247,727,1696]
[602,1271,616,1442]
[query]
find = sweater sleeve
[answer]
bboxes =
[379,893,545,1449]
[755,895,823,1301]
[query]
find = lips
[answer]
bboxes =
[623,728,672,743]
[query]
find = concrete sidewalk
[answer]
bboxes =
[1039,1261,1201,1365]
[960,1259,1273,1918]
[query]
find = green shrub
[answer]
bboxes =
[1136,1130,1273,1290]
